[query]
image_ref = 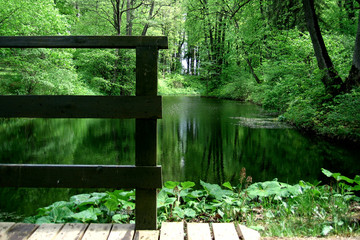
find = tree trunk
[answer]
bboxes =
[344,10,360,91]
[126,0,134,36]
[142,0,155,36]
[302,0,344,96]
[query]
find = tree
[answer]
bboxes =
[303,0,360,96]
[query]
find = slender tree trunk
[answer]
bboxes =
[345,10,360,91]
[302,0,344,96]
[126,0,134,36]
[241,44,261,84]
[142,0,155,36]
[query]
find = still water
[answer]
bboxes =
[0,96,359,219]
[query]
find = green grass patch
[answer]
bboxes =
[24,168,360,237]
[158,73,204,96]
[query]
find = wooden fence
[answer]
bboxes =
[0,36,168,230]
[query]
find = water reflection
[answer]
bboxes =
[0,96,359,218]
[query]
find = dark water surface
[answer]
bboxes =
[0,96,359,219]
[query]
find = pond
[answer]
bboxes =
[0,96,359,220]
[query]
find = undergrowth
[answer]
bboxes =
[24,168,360,237]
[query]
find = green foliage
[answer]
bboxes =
[209,72,255,101]
[158,74,203,95]
[322,168,360,195]
[25,169,360,236]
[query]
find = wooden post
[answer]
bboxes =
[135,46,159,230]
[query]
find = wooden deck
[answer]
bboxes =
[0,222,260,240]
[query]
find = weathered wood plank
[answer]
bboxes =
[27,224,63,240]
[0,164,162,189]
[135,46,159,230]
[107,224,135,240]
[81,224,111,240]
[133,230,159,240]
[2,223,38,240]
[0,36,168,49]
[212,223,239,240]
[136,47,159,96]
[159,222,184,240]
[0,95,162,119]
[0,222,15,240]
[187,223,212,240]
[53,223,87,240]
[236,224,261,240]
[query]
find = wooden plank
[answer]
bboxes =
[107,224,135,240]
[135,46,159,230]
[81,224,111,240]
[53,223,87,240]
[0,36,168,49]
[136,47,159,96]
[0,222,15,240]
[2,223,38,240]
[236,224,261,240]
[27,224,63,240]
[0,95,162,119]
[212,223,239,240]
[187,223,211,240]
[159,222,184,240]
[133,230,159,240]
[0,164,162,189]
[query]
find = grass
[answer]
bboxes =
[23,168,360,237]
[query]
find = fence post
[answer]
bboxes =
[135,46,159,230]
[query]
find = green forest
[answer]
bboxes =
[1,0,360,141]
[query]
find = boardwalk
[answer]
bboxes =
[0,222,260,240]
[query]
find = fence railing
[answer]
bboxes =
[0,36,168,230]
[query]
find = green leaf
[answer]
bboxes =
[35,216,53,224]
[104,196,119,212]
[70,194,92,206]
[200,180,233,200]
[70,207,101,223]
[157,190,176,208]
[184,208,196,218]
[222,182,233,190]
[112,214,129,223]
[321,168,333,177]
[119,199,135,210]
[49,206,73,223]
[164,181,180,189]
[187,190,205,198]
[173,206,184,218]
[181,181,195,190]
[338,175,354,184]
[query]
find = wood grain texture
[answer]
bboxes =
[159,222,184,240]
[212,223,239,240]
[0,164,162,189]
[0,95,162,119]
[107,224,135,240]
[187,223,212,240]
[134,46,159,230]
[0,36,168,49]
[27,224,63,240]
[0,222,15,240]
[2,223,38,240]
[236,224,261,240]
[81,224,111,240]
[133,230,159,240]
[53,223,87,240]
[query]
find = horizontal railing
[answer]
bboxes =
[0,35,167,230]
[0,36,168,49]
[0,95,161,119]
[0,164,162,189]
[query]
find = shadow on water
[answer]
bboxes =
[0,96,359,219]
